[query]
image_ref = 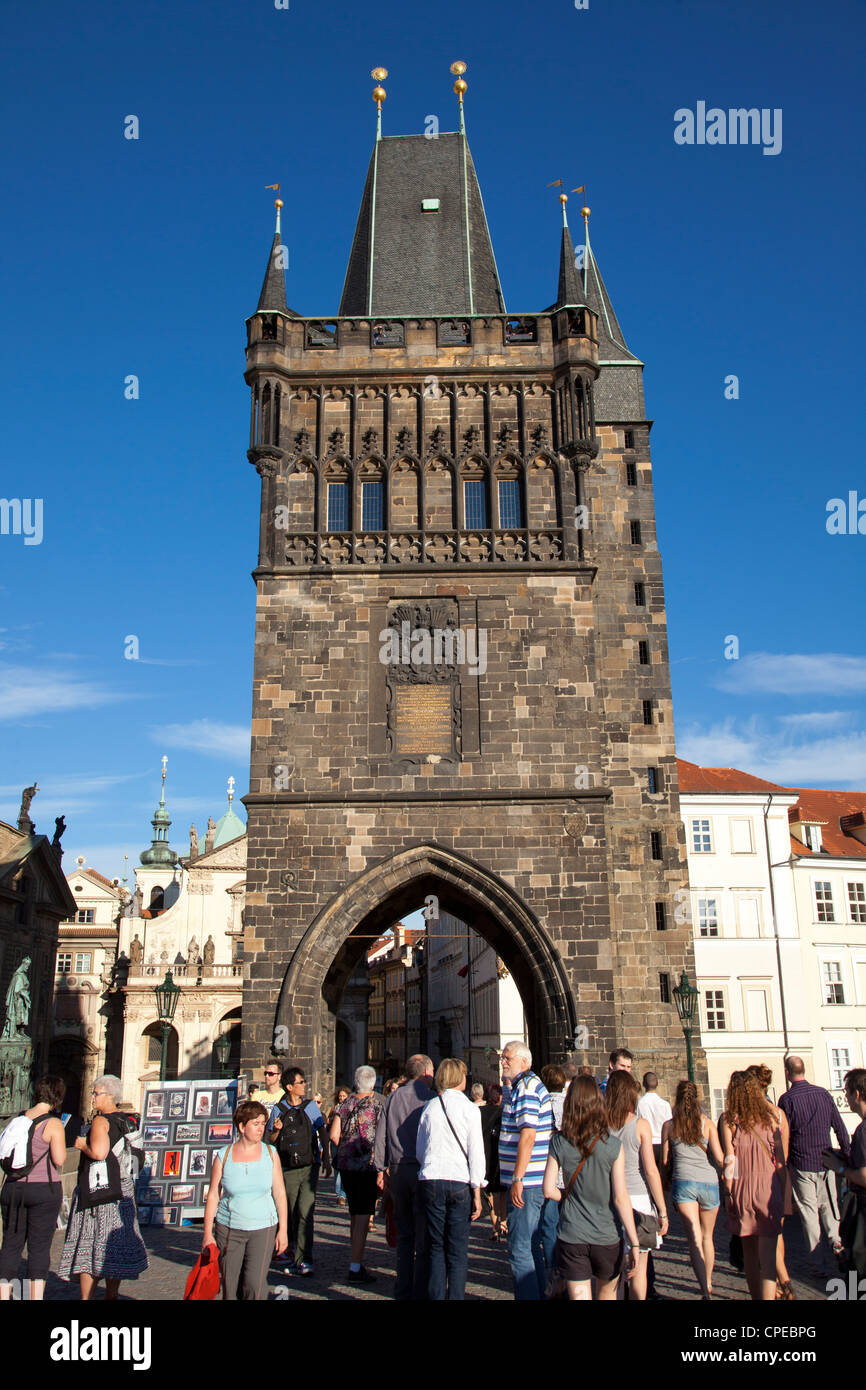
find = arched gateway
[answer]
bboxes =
[275,844,576,1083]
[238,101,705,1094]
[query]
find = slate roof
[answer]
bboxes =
[580,240,640,364]
[556,222,585,309]
[257,231,299,316]
[339,133,505,317]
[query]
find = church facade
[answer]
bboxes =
[239,74,704,1093]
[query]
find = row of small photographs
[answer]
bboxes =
[140,1146,222,1182]
[137,1182,206,1207]
[142,1121,234,1146]
[138,1206,181,1227]
[144,1087,234,1122]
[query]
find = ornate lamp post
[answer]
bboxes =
[153,970,180,1082]
[214,1030,232,1079]
[672,970,699,1083]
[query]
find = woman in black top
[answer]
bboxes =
[480,1082,507,1240]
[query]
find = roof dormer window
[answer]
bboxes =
[804,824,823,852]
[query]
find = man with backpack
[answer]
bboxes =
[268,1066,331,1276]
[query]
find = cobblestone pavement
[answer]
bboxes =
[27,1175,837,1302]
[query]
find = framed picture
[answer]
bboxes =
[170,1183,195,1204]
[175,1123,202,1143]
[162,1150,182,1178]
[143,1125,170,1145]
[149,1206,179,1227]
[215,1089,233,1117]
[141,1150,159,1177]
[194,1091,213,1118]
[167,1091,188,1120]
[187,1148,209,1178]
[136,1184,163,1205]
[207,1122,232,1143]
[138,1206,152,1226]
[145,1092,165,1120]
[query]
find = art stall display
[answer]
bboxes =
[136,1079,237,1224]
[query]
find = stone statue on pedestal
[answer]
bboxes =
[189,824,199,859]
[17,784,38,834]
[204,817,216,854]
[2,957,32,1039]
[129,934,143,966]
[203,935,216,966]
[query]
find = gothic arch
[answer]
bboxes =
[273,843,576,1076]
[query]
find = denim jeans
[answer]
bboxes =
[539,1195,560,1276]
[390,1163,429,1300]
[507,1184,547,1300]
[419,1179,471,1300]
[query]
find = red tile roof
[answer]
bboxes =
[676,759,788,795]
[786,788,866,860]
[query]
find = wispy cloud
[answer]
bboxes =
[0,665,127,721]
[151,720,250,760]
[777,711,854,731]
[678,716,866,788]
[712,652,866,696]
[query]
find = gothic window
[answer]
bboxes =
[361,480,384,531]
[327,481,349,531]
[638,640,650,664]
[260,383,271,445]
[630,520,642,545]
[626,461,638,486]
[464,479,488,530]
[272,385,281,446]
[504,317,537,344]
[498,478,523,529]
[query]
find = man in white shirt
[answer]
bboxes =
[636,1072,672,1166]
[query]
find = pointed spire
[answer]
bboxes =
[450,60,467,136]
[578,204,639,363]
[555,193,586,309]
[371,67,388,141]
[257,198,290,314]
[140,757,178,867]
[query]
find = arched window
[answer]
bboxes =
[142,1022,179,1079]
[149,886,165,916]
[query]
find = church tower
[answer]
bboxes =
[240,66,703,1092]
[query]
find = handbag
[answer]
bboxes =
[184,1243,221,1301]
[839,1188,866,1277]
[634,1210,661,1250]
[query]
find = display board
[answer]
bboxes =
[136,1078,238,1223]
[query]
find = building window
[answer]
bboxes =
[634,581,646,606]
[75,909,94,925]
[361,480,383,531]
[823,961,845,1005]
[659,972,671,1003]
[57,952,72,973]
[847,882,866,923]
[705,989,726,1030]
[815,881,835,923]
[638,640,649,665]
[698,897,719,937]
[626,461,637,486]
[650,831,663,860]
[464,479,488,530]
[655,901,667,931]
[690,818,713,854]
[804,824,823,852]
[327,481,349,531]
[831,1047,852,1089]
[624,430,635,449]
[711,1088,726,1122]
[74,952,92,974]
[642,699,654,725]
[498,478,522,529]
[629,520,642,545]
[647,767,661,794]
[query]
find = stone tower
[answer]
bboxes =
[240,74,703,1093]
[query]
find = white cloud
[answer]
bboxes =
[151,720,250,760]
[0,665,127,720]
[712,652,866,696]
[777,711,853,730]
[678,717,866,788]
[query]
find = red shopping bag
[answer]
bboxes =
[184,1242,221,1300]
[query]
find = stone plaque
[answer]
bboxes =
[393,684,453,756]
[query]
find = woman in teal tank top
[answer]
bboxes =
[203,1101,288,1300]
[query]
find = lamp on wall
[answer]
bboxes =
[153,970,181,1082]
[672,971,699,1083]
[214,1030,232,1079]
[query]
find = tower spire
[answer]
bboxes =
[371,67,387,141]
[554,190,585,309]
[140,758,178,867]
[451,59,467,136]
[256,189,294,315]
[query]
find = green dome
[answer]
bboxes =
[213,805,245,848]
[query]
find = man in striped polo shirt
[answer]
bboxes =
[499,1041,554,1300]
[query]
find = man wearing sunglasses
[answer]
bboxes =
[250,1064,286,1119]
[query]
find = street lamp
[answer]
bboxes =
[672,970,699,1083]
[153,970,181,1082]
[214,1029,232,1079]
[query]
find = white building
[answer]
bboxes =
[426,909,527,1084]
[679,760,866,1135]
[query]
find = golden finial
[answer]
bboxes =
[371,66,388,138]
[450,61,468,134]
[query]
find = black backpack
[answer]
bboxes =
[0,1112,59,1185]
[273,1101,315,1169]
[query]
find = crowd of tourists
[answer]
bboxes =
[1,1048,865,1302]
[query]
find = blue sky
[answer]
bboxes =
[1,0,864,878]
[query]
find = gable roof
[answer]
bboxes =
[676,758,789,795]
[339,133,505,318]
[786,788,866,860]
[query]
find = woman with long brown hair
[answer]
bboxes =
[745,1063,794,1299]
[661,1080,723,1298]
[719,1071,785,1301]
[542,1075,641,1300]
[606,1071,668,1300]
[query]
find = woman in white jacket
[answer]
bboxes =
[416,1057,484,1300]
